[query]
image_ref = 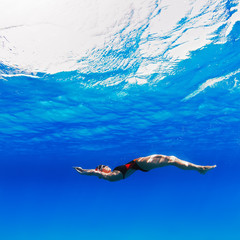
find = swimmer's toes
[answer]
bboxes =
[208,165,216,170]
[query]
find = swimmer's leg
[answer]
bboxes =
[167,156,216,174]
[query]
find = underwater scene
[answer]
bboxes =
[1,0,240,239]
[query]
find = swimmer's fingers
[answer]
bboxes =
[73,167,84,174]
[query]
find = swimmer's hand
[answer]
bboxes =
[73,167,96,176]
[73,167,85,174]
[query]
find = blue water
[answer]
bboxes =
[1,1,240,240]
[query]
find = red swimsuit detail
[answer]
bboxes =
[113,159,148,179]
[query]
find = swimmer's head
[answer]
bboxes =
[95,165,111,173]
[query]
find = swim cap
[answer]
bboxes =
[95,165,107,171]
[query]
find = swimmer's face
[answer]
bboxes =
[102,166,111,173]
[95,165,112,173]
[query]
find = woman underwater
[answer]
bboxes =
[74,154,216,182]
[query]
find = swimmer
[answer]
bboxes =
[73,154,216,182]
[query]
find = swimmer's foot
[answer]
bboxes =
[198,165,217,174]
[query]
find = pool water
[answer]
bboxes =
[0,1,240,239]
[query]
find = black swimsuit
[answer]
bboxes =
[113,159,148,179]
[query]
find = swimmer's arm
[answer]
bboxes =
[73,167,122,182]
